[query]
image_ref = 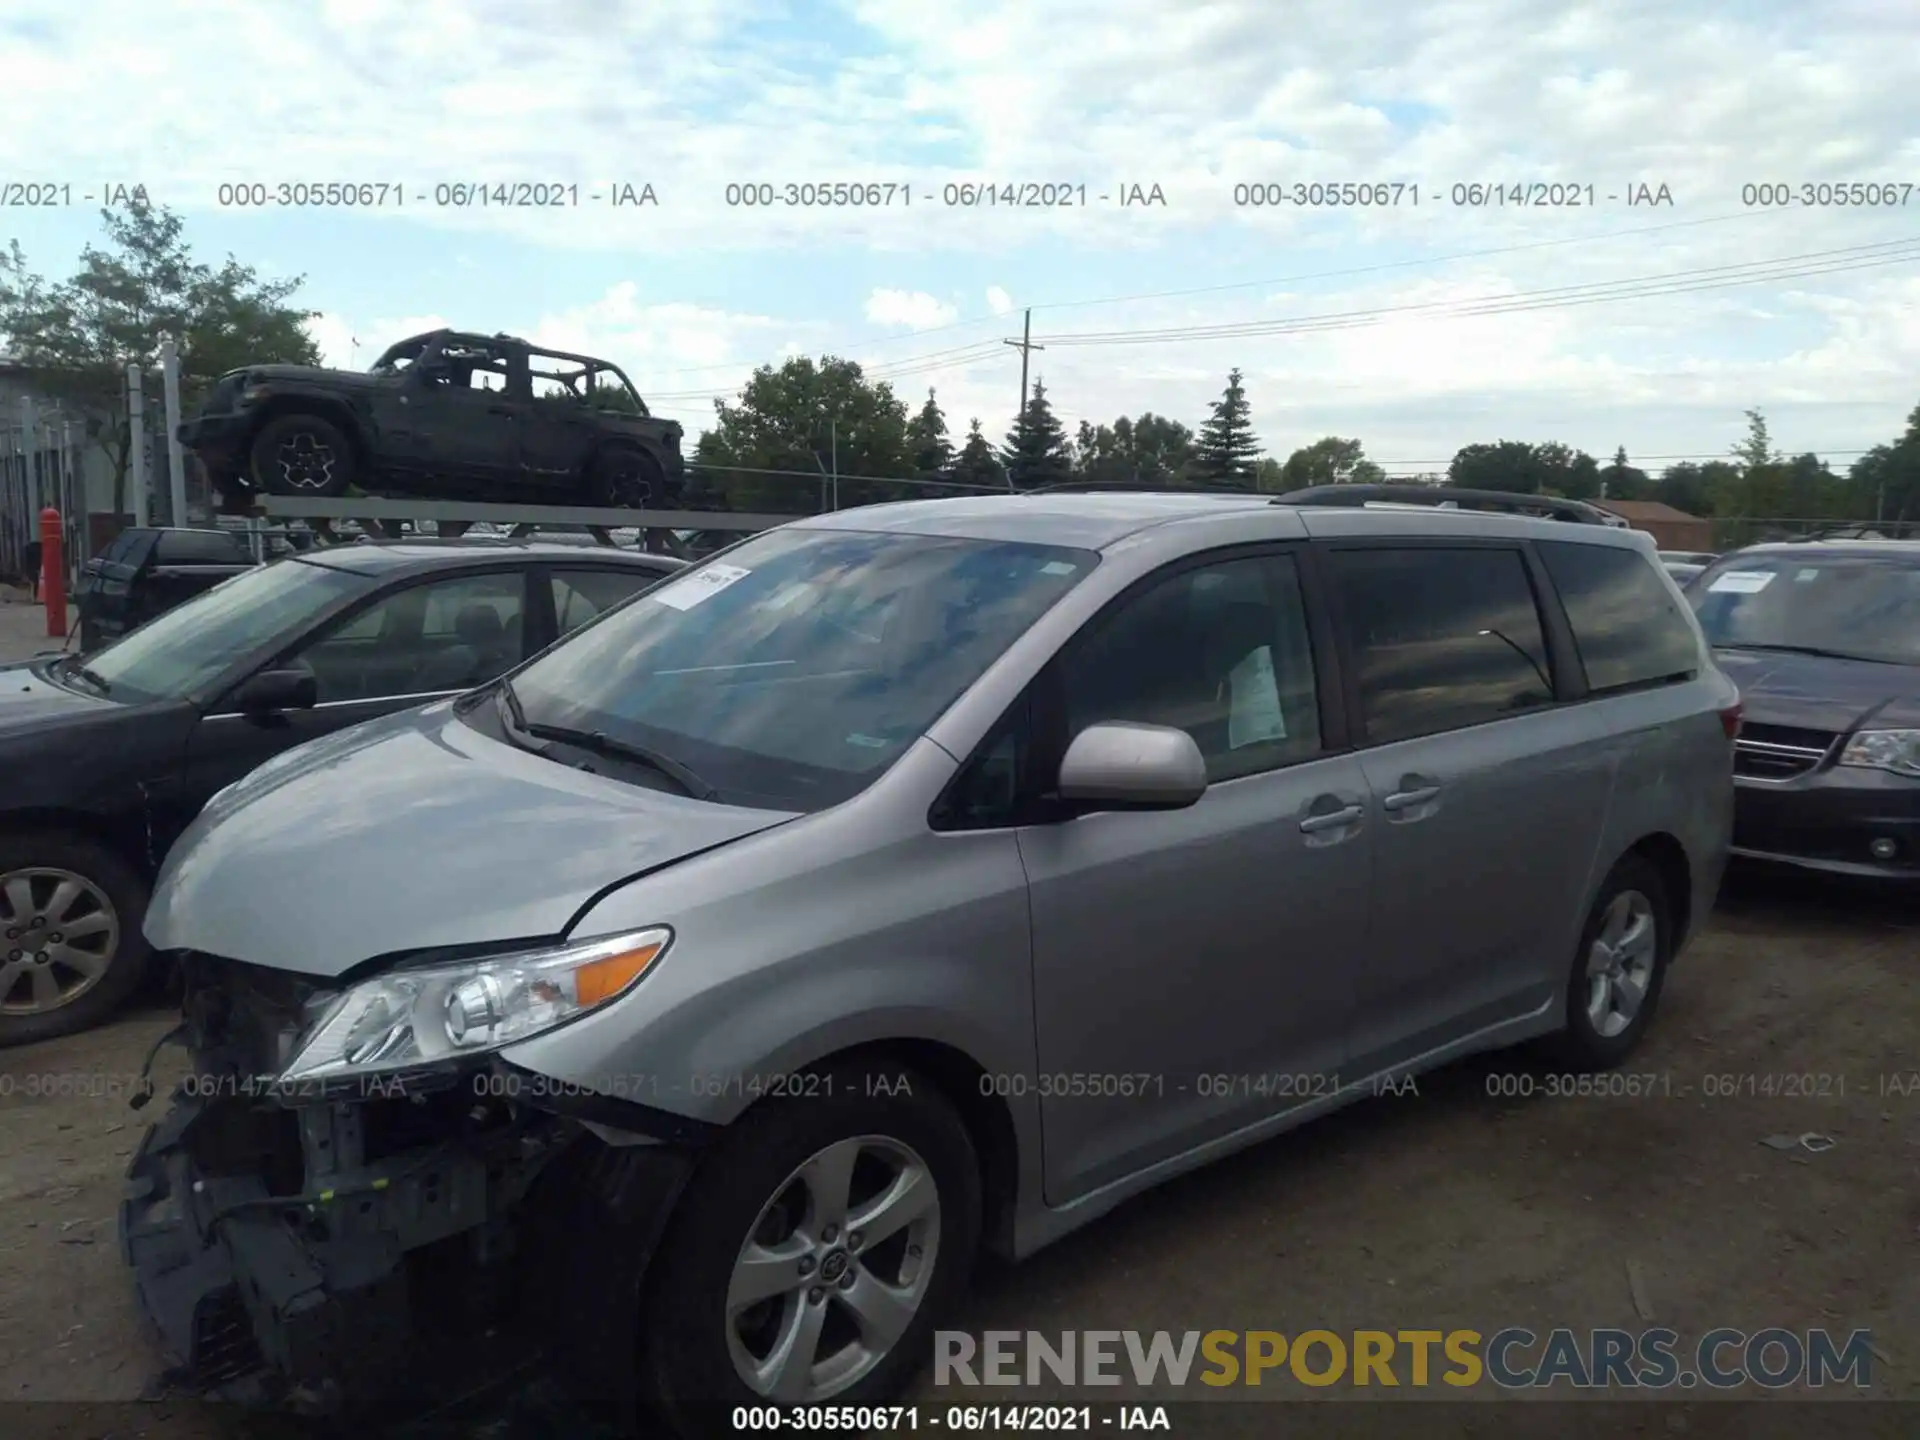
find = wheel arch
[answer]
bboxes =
[246,396,374,473]
[764,1037,1025,1262]
[0,806,155,878]
[1618,830,1693,952]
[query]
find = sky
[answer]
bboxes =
[3,0,1919,479]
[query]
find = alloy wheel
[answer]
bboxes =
[725,1134,942,1402]
[1585,889,1657,1038]
[0,868,120,1015]
[276,432,337,491]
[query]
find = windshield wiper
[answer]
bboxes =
[492,679,544,754]
[523,720,718,802]
[55,656,113,696]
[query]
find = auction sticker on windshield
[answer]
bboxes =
[1707,570,1775,594]
[653,563,751,611]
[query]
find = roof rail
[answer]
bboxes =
[1022,479,1265,496]
[1269,483,1616,526]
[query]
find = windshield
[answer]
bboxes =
[504,526,1098,810]
[368,339,426,375]
[1690,554,1920,667]
[76,558,369,703]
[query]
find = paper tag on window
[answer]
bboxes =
[1707,570,1774,594]
[653,563,751,611]
[1228,645,1287,749]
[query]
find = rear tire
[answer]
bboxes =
[590,446,665,508]
[1539,853,1672,1072]
[249,413,357,498]
[636,1060,982,1437]
[0,832,152,1048]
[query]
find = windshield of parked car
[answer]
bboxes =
[1690,554,1920,666]
[503,526,1098,810]
[72,558,369,703]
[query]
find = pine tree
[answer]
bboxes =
[1192,368,1262,487]
[906,388,953,477]
[1000,379,1072,490]
[950,417,1008,489]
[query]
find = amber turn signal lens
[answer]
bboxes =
[574,941,666,1006]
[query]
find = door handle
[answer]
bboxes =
[1300,803,1364,834]
[486,406,516,417]
[1383,784,1441,812]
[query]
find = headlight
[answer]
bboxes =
[279,927,671,1083]
[1838,729,1920,778]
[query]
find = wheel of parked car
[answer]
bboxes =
[635,1059,981,1433]
[590,445,665,508]
[0,833,152,1048]
[1543,853,1673,1071]
[249,413,357,497]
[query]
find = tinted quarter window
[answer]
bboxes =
[1537,540,1700,694]
[1331,546,1553,745]
[1061,553,1323,783]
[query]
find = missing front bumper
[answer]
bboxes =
[120,1086,568,1414]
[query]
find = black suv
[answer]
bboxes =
[179,329,686,515]
[75,526,259,651]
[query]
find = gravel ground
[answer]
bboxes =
[0,864,1914,1436]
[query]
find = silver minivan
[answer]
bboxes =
[123,486,1738,1433]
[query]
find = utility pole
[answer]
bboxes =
[1002,309,1044,493]
[161,335,188,527]
[127,363,149,527]
[1003,308,1044,414]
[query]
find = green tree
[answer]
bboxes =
[1656,460,1734,516]
[1713,408,1791,517]
[1448,440,1599,496]
[692,355,914,514]
[1278,436,1386,489]
[906,388,953,480]
[1599,445,1652,501]
[1848,403,1920,524]
[949,417,1007,489]
[1253,456,1285,491]
[1191,367,1261,487]
[0,195,320,516]
[1000,379,1072,489]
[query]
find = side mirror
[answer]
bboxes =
[229,665,317,717]
[1056,722,1208,812]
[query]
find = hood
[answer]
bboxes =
[245,363,380,389]
[0,660,125,731]
[144,701,800,978]
[1715,647,1920,733]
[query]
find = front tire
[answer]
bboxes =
[249,413,357,498]
[0,833,152,1048]
[637,1060,982,1436]
[1541,853,1672,1071]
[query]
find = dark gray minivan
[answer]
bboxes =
[125,486,1738,1434]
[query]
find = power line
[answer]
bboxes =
[642,235,1920,406]
[626,206,1806,383]
[1041,237,1920,346]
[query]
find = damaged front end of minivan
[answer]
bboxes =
[120,938,709,1422]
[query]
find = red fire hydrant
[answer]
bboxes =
[39,507,65,640]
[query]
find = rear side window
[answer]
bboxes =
[156,529,250,564]
[1329,546,1554,745]
[1537,540,1700,694]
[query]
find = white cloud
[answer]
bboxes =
[6,0,1918,463]
[864,288,958,330]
